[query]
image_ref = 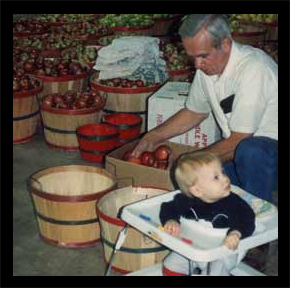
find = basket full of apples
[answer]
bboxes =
[16,57,89,100]
[61,45,99,68]
[229,15,268,46]
[99,14,154,36]
[162,42,194,82]
[13,74,43,144]
[40,91,106,151]
[13,19,50,38]
[31,14,95,27]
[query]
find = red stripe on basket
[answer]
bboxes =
[30,182,116,202]
[13,83,43,99]
[39,234,100,248]
[34,73,87,82]
[163,266,186,276]
[96,186,169,227]
[102,255,131,274]
[46,141,79,151]
[169,68,191,76]
[13,133,36,144]
[232,31,266,37]
[113,25,153,32]
[40,105,103,115]
[96,207,126,227]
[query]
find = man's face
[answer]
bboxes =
[182,29,231,76]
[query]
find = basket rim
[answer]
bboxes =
[113,24,154,31]
[41,102,104,115]
[28,164,117,202]
[90,80,161,93]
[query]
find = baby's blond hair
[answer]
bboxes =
[175,151,220,197]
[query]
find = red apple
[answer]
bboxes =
[59,68,69,76]
[112,78,121,87]
[53,94,64,104]
[140,151,155,166]
[135,79,145,87]
[23,61,34,72]
[127,156,142,165]
[155,145,172,161]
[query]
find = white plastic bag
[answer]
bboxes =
[94,36,168,85]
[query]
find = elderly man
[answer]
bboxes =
[132,14,278,202]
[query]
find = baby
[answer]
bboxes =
[160,151,255,276]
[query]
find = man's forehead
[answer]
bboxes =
[183,29,214,51]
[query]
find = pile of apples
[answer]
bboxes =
[13,34,81,50]
[61,45,99,65]
[41,91,104,110]
[16,57,88,77]
[58,21,112,38]
[13,69,41,93]
[99,14,154,28]
[98,78,155,88]
[97,34,122,46]
[13,20,49,35]
[123,145,172,170]
[33,14,95,24]
[230,14,278,24]
[161,42,193,71]
[13,48,31,64]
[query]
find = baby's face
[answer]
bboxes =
[190,160,231,203]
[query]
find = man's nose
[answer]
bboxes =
[195,58,204,69]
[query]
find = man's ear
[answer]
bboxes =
[222,38,231,53]
[189,185,201,197]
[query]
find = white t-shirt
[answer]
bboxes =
[186,41,278,141]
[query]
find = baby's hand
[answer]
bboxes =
[223,230,241,250]
[164,220,180,236]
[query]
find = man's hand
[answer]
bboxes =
[131,131,160,158]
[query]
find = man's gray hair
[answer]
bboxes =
[179,14,232,47]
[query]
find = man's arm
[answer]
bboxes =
[132,108,208,157]
[202,131,253,162]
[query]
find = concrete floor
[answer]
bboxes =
[13,133,278,276]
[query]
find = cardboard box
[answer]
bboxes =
[105,140,197,191]
[147,82,221,148]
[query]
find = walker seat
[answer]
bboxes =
[120,185,278,276]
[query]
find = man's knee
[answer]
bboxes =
[235,137,278,165]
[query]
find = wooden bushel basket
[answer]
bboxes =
[90,76,161,133]
[40,100,105,151]
[33,64,88,101]
[232,23,267,46]
[27,165,117,248]
[260,21,278,42]
[168,67,192,82]
[13,78,43,144]
[151,14,183,36]
[96,186,170,274]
